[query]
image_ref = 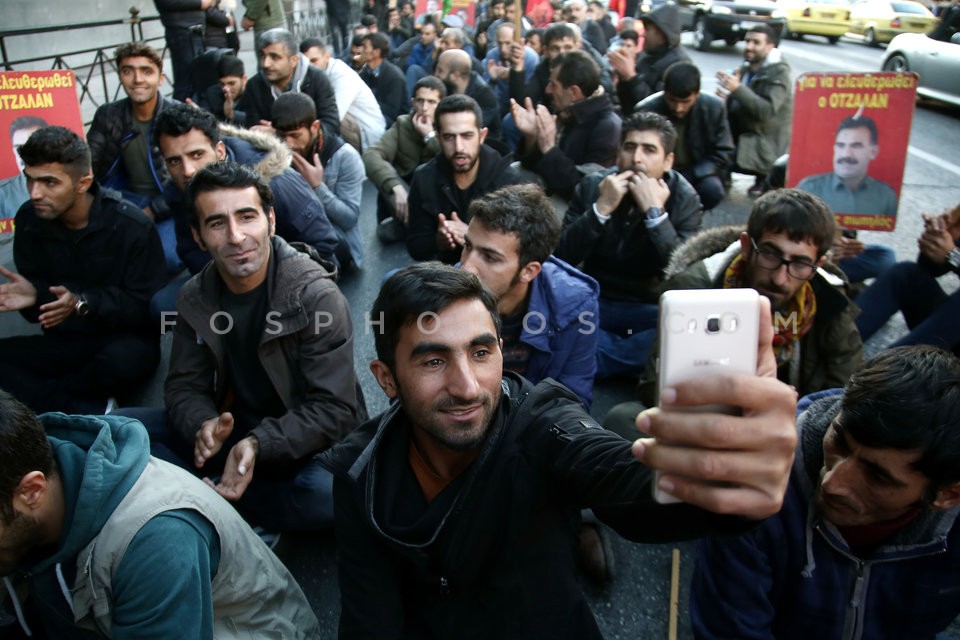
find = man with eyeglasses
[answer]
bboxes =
[603,188,862,438]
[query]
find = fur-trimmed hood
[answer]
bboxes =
[219,123,293,181]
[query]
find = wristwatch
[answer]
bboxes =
[645,206,663,220]
[423,131,436,144]
[947,248,960,271]
[75,295,90,318]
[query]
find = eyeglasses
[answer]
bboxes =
[750,239,817,280]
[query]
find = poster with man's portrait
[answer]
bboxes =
[786,72,918,232]
[0,70,85,234]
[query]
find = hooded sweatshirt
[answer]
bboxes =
[617,4,692,112]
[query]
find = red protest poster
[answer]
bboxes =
[447,0,477,27]
[786,72,918,232]
[415,0,443,19]
[0,70,85,234]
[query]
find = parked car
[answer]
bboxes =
[847,0,938,46]
[882,30,960,107]
[778,0,852,43]
[675,0,788,50]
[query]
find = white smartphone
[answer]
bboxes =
[652,289,761,504]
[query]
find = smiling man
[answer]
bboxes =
[320,261,800,639]
[116,161,364,536]
[691,345,960,640]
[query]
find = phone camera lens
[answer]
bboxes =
[706,315,721,334]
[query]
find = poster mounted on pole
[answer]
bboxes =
[0,70,85,234]
[786,71,918,232]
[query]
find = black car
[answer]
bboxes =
[674,0,787,50]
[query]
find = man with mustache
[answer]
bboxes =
[555,111,703,378]
[405,95,527,264]
[320,261,800,639]
[798,116,898,218]
[691,346,960,639]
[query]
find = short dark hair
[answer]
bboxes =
[618,29,639,45]
[544,22,578,46]
[185,161,274,230]
[258,28,298,56]
[18,126,91,179]
[216,54,245,79]
[435,94,483,132]
[271,92,317,132]
[663,61,701,99]
[747,188,835,257]
[836,114,879,145]
[9,115,48,139]
[490,0,506,7]
[363,32,391,57]
[115,42,163,72]
[414,75,447,99]
[526,27,545,44]
[840,346,960,492]
[351,34,366,48]
[371,262,501,371]
[468,184,562,267]
[621,111,677,156]
[360,14,378,28]
[299,37,327,53]
[0,389,55,524]
[746,24,778,46]
[551,50,600,97]
[156,102,220,149]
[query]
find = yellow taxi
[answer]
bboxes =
[847,0,938,46]
[779,0,852,44]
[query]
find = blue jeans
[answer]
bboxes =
[113,407,336,531]
[596,298,659,379]
[838,244,896,284]
[855,260,959,351]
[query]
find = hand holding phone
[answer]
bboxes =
[631,292,797,518]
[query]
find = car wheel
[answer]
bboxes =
[827,35,840,44]
[883,53,909,72]
[694,16,713,51]
[783,25,797,40]
[725,37,737,46]
[865,27,878,47]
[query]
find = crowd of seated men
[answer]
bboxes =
[1,0,959,637]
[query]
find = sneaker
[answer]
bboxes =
[377,217,406,244]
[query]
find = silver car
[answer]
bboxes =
[882,30,960,108]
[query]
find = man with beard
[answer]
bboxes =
[271,93,366,270]
[716,25,792,195]
[238,29,340,135]
[555,111,703,379]
[360,32,410,128]
[319,261,800,639]
[406,95,526,263]
[0,389,321,638]
[511,49,621,200]
[691,346,960,640]
[433,49,502,140]
[603,188,860,439]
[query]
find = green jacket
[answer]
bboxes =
[242,0,284,30]
[362,113,441,196]
[639,226,862,405]
[727,49,793,174]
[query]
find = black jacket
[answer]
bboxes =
[12,183,165,336]
[321,374,754,639]
[465,72,502,140]
[509,42,613,109]
[239,59,341,134]
[406,144,526,263]
[617,5,692,113]
[637,91,734,179]
[520,92,621,200]
[361,59,410,127]
[556,167,703,302]
[87,95,179,219]
[154,0,205,29]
